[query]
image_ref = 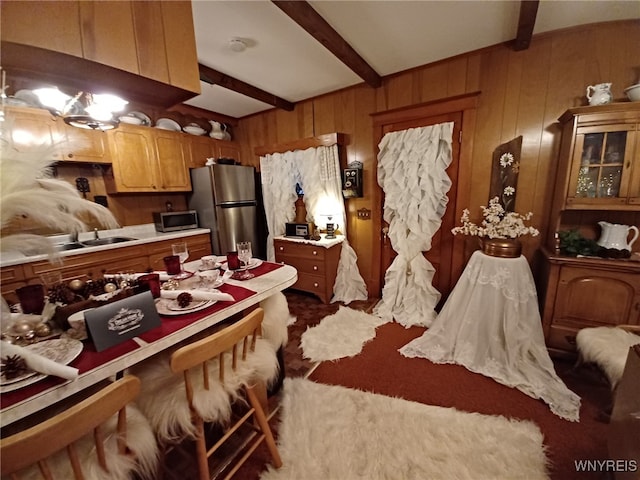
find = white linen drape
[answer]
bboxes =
[260,145,367,304]
[260,151,298,261]
[373,123,454,327]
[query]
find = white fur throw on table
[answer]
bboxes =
[576,326,640,389]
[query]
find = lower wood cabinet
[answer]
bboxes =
[274,238,342,304]
[1,233,212,305]
[540,249,640,354]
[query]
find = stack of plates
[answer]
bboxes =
[155,118,181,131]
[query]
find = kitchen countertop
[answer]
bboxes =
[1,224,211,268]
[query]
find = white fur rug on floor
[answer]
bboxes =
[300,306,387,362]
[261,378,549,480]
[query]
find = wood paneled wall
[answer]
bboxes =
[235,20,640,296]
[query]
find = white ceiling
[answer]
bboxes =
[185,1,640,119]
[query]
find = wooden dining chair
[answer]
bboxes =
[1,375,158,480]
[168,307,282,480]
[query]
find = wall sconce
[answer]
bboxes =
[32,88,128,131]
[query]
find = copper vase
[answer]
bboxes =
[481,238,522,258]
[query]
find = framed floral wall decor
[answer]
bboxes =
[489,136,522,212]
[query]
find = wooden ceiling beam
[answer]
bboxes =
[198,63,295,111]
[272,1,382,88]
[512,0,539,51]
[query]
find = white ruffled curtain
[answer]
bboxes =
[373,123,454,327]
[260,145,367,304]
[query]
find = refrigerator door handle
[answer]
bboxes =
[219,201,257,208]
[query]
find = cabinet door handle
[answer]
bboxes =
[312,250,317,256]
[313,265,318,271]
[313,282,319,288]
[279,246,284,251]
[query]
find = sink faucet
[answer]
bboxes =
[69,231,79,243]
[94,228,100,240]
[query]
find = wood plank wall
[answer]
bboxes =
[235,20,640,296]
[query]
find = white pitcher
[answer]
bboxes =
[209,121,226,140]
[586,83,612,106]
[597,221,639,250]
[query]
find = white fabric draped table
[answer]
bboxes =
[400,250,581,422]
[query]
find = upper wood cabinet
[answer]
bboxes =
[59,122,111,164]
[154,130,191,191]
[5,106,111,164]
[3,107,63,161]
[105,125,191,193]
[553,103,640,212]
[0,0,200,106]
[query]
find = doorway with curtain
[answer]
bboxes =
[371,93,479,325]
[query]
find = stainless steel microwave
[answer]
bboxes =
[153,210,199,232]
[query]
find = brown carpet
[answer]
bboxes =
[165,290,612,479]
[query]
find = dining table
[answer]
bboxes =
[0,259,297,429]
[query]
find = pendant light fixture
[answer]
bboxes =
[32,88,128,131]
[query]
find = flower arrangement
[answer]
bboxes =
[451,197,540,239]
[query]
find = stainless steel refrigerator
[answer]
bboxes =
[188,164,259,256]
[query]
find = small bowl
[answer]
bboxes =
[624,84,640,102]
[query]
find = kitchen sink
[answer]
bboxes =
[80,236,137,246]
[56,242,86,251]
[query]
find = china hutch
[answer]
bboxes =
[540,103,640,355]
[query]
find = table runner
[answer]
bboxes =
[227,259,283,279]
[1,282,258,409]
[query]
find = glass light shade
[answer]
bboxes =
[90,93,128,112]
[85,104,115,121]
[32,87,71,113]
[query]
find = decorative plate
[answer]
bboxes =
[155,298,215,316]
[155,118,181,131]
[129,111,151,126]
[1,338,83,392]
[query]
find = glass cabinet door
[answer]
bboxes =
[567,124,636,207]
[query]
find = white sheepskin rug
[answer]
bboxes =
[261,378,549,480]
[576,326,640,389]
[300,306,388,362]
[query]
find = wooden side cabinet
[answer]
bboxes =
[274,237,342,304]
[540,249,640,354]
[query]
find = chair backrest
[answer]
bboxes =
[168,307,281,480]
[1,375,143,479]
[170,307,263,385]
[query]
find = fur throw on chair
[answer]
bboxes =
[576,326,640,389]
[260,291,295,349]
[129,336,280,444]
[13,406,159,480]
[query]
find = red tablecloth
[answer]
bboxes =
[1,281,261,409]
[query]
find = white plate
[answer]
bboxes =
[155,298,215,316]
[222,258,263,271]
[155,118,181,131]
[129,111,151,126]
[1,338,83,392]
[119,115,143,125]
[184,125,205,135]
